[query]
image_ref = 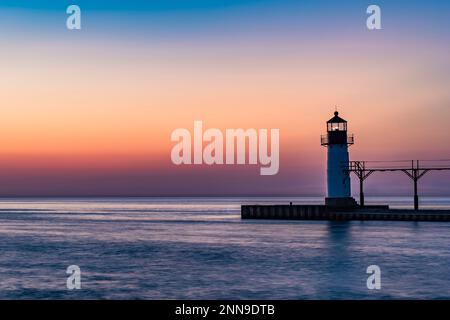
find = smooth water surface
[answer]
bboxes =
[0,197,449,299]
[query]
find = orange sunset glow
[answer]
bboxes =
[1,3,450,196]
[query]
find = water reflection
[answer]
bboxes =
[0,197,449,299]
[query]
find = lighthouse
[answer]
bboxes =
[321,111,357,208]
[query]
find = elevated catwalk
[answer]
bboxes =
[241,204,450,222]
[244,112,450,222]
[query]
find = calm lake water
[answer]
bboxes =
[0,197,449,299]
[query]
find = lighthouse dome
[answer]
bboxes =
[326,111,348,132]
[327,111,347,124]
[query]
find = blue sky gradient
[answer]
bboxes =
[1,1,450,196]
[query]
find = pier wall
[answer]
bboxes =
[241,205,450,222]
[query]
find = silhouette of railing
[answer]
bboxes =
[347,160,450,210]
[321,134,354,146]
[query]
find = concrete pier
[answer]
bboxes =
[241,204,450,222]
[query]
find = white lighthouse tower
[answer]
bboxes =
[321,111,357,208]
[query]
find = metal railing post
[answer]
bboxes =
[360,177,364,207]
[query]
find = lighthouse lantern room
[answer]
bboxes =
[321,111,357,208]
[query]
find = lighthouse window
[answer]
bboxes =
[328,122,346,131]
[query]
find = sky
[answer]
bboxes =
[0,0,450,196]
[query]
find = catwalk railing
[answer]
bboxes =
[347,160,450,210]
